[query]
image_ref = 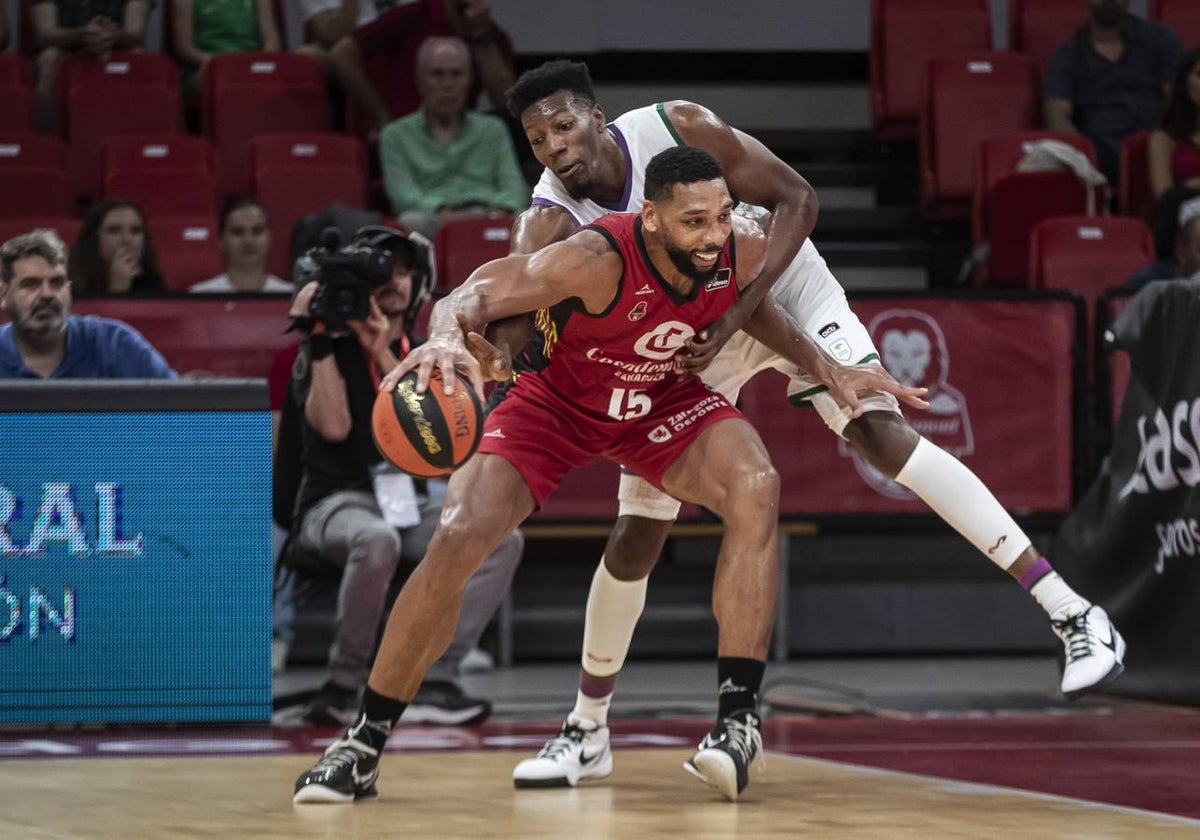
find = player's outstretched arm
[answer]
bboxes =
[668,101,818,363]
[741,298,930,416]
[379,231,619,397]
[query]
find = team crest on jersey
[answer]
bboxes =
[704,269,731,291]
[628,301,648,322]
[633,320,695,360]
[648,425,673,443]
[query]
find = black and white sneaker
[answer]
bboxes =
[512,715,612,788]
[683,710,764,801]
[404,680,492,726]
[292,732,381,804]
[1053,605,1126,699]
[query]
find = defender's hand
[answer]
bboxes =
[677,321,734,376]
[463,328,511,382]
[822,361,930,418]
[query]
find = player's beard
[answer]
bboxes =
[665,242,720,284]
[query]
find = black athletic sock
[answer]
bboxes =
[716,657,765,721]
[349,686,408,751]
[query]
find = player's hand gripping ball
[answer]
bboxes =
[372,368,483,477]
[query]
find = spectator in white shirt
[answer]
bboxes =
[190,198,292,294]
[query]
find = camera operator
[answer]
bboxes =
[285,226,522,725]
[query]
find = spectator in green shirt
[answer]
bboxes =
[172,0,282,93]
[379,35,528,240]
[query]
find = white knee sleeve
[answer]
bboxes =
[894,437,1031,569]
[616,472,681,520]
[581,558,648,678]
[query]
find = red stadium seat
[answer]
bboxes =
[0,133,72,217]
[972,131,1098,286]
[58,54,183,201]
[1029,216,1154,382]
[248,132,365,178]
[1149,0,1200,48]
[870,0,991,140]
[1008,0,1084,71]
[71,296,295,378]
[920,53,1041,218]
[0,53,33,88]
[248,133,368,280]
[1029,216,1155,298]
[202,52,329,199]
[100,135,217,216]
[1119,131,1154,225]
[0,216,81,247]
[433,215,514,292]
[147,215,224,291]
[0,54,34,130]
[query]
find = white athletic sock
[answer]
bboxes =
[1030,572,1089,621]
[571,558,647,728]
[893,436,1031,570]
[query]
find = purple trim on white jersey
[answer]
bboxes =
[530,197,582,227]
[597,123,633,212]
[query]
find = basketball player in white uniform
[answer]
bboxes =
[497,61,1125,791]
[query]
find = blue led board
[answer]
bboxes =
[0,381,272,723]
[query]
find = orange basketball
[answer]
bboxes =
[372,368,484,478]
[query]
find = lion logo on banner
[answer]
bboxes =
[839,308,975,499]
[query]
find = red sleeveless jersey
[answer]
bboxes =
[515,212,739,423]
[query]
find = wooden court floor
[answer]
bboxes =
[2,748,1195,839]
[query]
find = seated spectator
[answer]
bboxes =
[280,225,521,725]
[171,0,281,93]
[0,229,175,379]
[1044,0,1183,185]
[325,0,514,135]
[1148,49,1200,259]
[30,0,152,133]
[69,198,165,296]
[380,36,527,239]
[297,0,382,54]
[190,198,292,294]
[1128,195,1200,290]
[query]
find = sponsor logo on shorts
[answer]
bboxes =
[818,321,840,339]
[704,269,731,291]
[829,337,853,362]
[628,300,648,322]
[483,428,505,439]
[648,425,673,443]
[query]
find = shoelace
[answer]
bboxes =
[711,716,766,774]
[316,737,378,771]
[537,725,588,760]
[1052,608,1095,664]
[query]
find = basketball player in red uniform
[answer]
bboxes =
[293,146,926,804]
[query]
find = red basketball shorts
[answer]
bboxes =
[478,374,743,507]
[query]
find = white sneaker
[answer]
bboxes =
[512,716,612,788]
[1052,605,1126,699]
